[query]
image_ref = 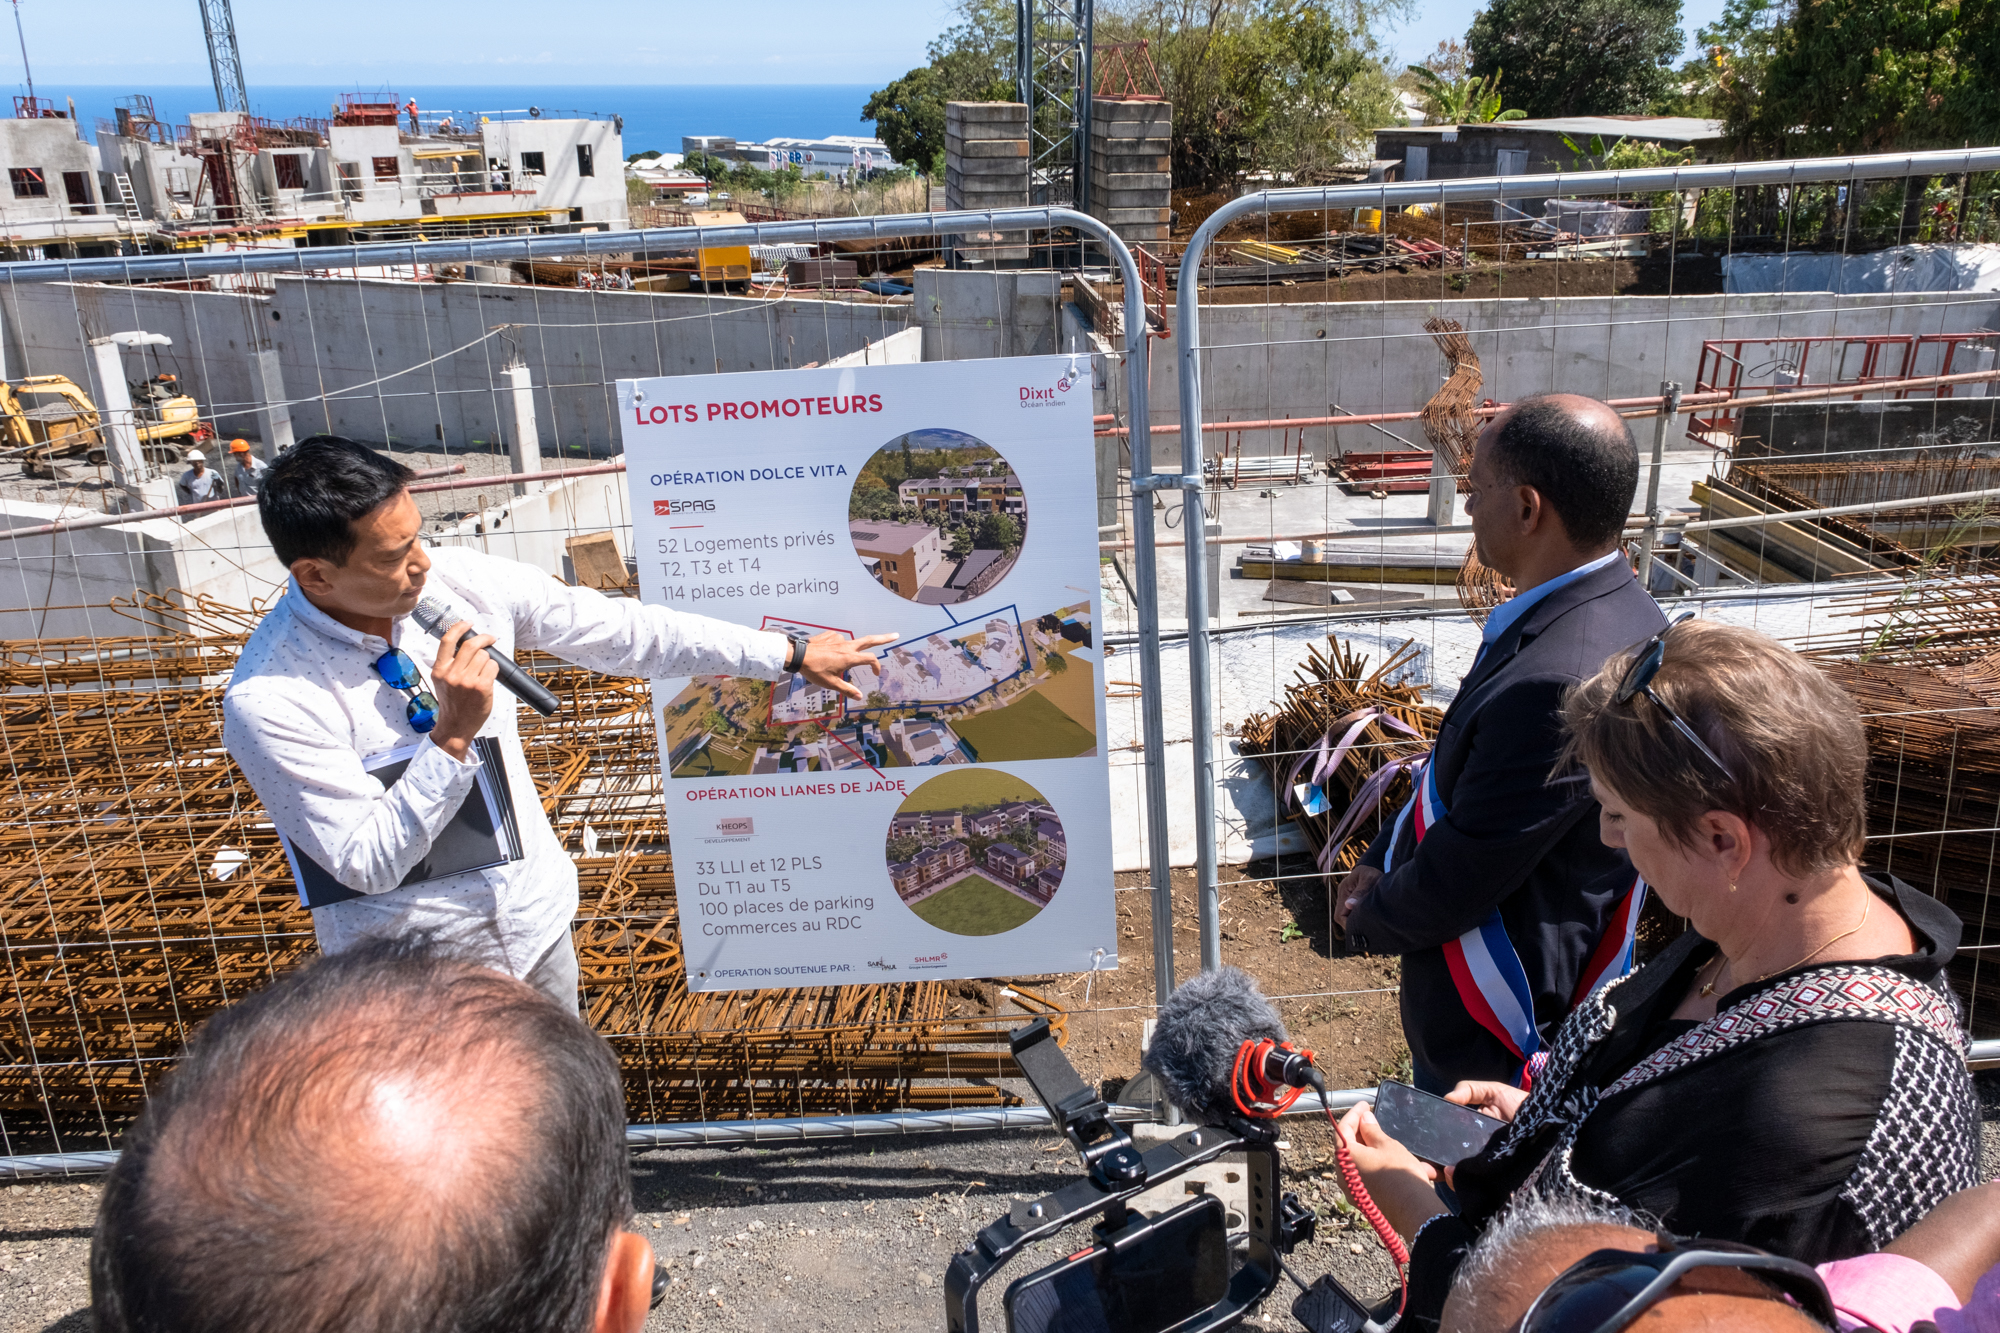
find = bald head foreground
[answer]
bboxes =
[90,938,655,1333]
[1442,1199,1828,1333]
[1467,392,1640,591]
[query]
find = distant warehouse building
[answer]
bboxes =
[684,133,896,179]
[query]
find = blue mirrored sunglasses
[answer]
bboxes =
[374,648,440,734]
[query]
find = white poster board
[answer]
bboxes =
[617,356,1117,992]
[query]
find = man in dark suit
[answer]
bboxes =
[1333,393,1665,1092]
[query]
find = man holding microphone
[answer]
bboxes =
[222,435,893,1007]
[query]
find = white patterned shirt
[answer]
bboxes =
[222,545,790,974]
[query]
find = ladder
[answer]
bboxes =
[112,174,142,220]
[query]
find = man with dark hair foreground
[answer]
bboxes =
[1335,393,1665,1090]
[90,937,654,1333]
[223,436,894,1005]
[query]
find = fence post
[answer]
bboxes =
[1636,381,1681,590]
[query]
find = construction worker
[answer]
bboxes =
[177,449,221,507]
[226,438,266,497]
[404,98,420,133]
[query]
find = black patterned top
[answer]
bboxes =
[1401,875,1981,1329]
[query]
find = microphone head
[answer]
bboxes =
[1142,965,1290,1121]
[410,594,459,637]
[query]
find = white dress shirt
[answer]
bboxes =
[222,545,791,974]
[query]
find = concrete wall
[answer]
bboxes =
[1167,290,2000,459]
[0,499,285,641]
[912,268,1062,361]
[2,278,915,457]
[272,278,914,454]
[0,281,270,437]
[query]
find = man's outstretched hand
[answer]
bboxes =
[799,631,898,701]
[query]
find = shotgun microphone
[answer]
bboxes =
[1142,965,1322,1123]
[411,594,561,716]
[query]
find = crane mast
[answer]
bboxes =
[197,0,250,114]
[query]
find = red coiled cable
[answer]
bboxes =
[1230,1038,1409,1318]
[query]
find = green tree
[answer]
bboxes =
[1467,0,1684,117]
[1747,0,1972,154]
[887,835,924,863]
[1097,0,1406,190]
[862,0,1015,172]
[1655,0,1783,121]
[948,525,975,560]
[974,512,1021,551]
[1006,823,1037,851]
[701,707,733,736]
[1043,649,1070,673]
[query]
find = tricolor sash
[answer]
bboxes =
[1383,758,1646,1082]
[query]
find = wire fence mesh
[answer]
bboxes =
[1,155,1999,1159]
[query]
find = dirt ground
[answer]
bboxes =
[1016,863,1410,1098]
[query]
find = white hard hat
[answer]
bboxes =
[185,449,205,462]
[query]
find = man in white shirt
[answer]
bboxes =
[222,435,892,1006]
[176,449,221,506]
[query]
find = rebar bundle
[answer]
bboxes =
[1419,317,1481,482]
[0,594,1058,1153]
[1238,638,1442,878]
[1417,317,1512,615]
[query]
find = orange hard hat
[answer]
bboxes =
[229,438,251,453]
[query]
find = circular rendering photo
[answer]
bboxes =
[885,769,1065,936]
[848,428,1025,605]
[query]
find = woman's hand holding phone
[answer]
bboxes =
[1445,1080,1528,1124]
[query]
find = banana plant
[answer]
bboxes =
[1411,66,1528,125]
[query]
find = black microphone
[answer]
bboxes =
[1142,965,1305,1122]
[411,594,561,717]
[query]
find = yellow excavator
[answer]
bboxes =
[8,372,206,480]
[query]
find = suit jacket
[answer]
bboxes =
[1345,558,1666,1086]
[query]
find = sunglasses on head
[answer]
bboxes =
[1613,611,1736,784]
[374,648,440,734]
[1518,1232,1836,1333]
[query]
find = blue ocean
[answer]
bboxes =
[58,84,882,157]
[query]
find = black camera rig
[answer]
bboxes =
[944,1018,1327,1333]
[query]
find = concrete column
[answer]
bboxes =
[504,362,538,497]
[253,348,294,461]
[1426,462,1460,527]
[89,336,165,511]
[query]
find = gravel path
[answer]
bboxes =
[4,1077,1996,1332]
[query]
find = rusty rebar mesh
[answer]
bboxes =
[1814,656,2000,1034]
[0,594,1059,1153]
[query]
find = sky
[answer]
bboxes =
[13,0,1731,91]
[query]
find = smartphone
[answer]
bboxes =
[1370,1080,1503,1166]
[1004,1194,1231,1333]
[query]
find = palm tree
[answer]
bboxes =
[1412,67,1527,125]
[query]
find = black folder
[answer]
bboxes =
[280,735,525,909]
